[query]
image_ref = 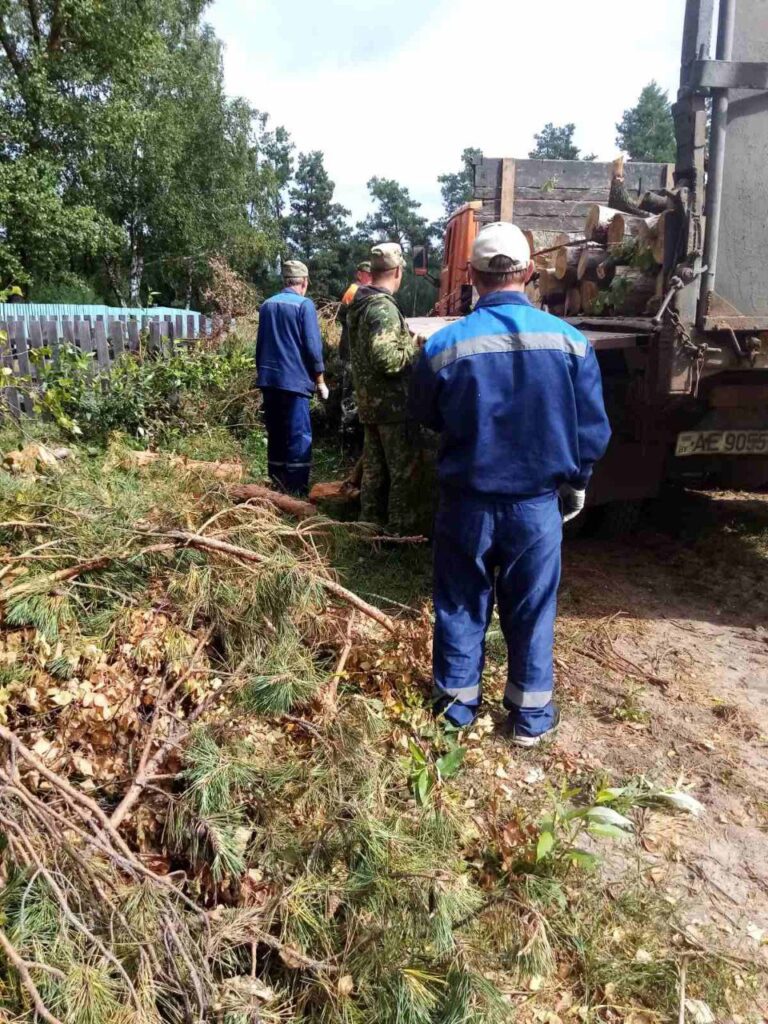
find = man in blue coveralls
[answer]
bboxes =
[256,260,328,496]
[410,223,611,747]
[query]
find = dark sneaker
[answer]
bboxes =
[506,707,561,748]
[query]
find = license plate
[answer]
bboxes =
[675,430,768,456]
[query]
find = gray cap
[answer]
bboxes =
[370,242,406,271]
[356,260,372,273]
[282,259,309,280]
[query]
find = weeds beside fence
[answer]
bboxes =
[0,311,223,418]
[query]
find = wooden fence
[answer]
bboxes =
[0,312,220,418]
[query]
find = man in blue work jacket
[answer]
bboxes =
[409,223,611,746]
[256,260,328,496]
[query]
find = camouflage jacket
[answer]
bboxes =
[347,286,416,424]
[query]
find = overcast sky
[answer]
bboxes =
[207,0,687,224]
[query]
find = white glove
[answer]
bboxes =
[318,382,329,401]
[559,484,586,523]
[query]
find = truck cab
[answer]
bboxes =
[430,0,768,508]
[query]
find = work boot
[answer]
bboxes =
[505,707,561,748]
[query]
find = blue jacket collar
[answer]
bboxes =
[476,291,532,309]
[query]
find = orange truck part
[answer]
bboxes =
[436,201,481,316]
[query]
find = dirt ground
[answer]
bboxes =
[497,489,768,1005]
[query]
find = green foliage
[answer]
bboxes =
[358,177,431,247]
[437,147,483,221]
[616,81,676,162]
[525,784,634,875]
[0,1,286,305]
[406,738,466,805]
[529,123,596,160]
[287,151,351,300]
[29,337,256,442]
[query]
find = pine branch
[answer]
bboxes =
[109,660,248,828]
[0,927,63,1024]
[164,531,397,633]
[0,542,175,600]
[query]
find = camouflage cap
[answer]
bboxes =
[370,242,406,272]
[356,260,372,273]
[282,259,309,280]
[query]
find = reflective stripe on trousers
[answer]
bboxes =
[432,490,561,735]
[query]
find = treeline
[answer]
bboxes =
[0,0,675,313]
[0,0,437,310]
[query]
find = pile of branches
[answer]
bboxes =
[0,440,749,1023]
[0,442,511,1024]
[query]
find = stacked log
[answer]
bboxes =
[577,247,605,282]
[554,245,581,286]
[538,268,566,315]
[637,211,669,265]
[531,182,674,318]
[524,230,571,268]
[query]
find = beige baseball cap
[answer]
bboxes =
[282,259,309,280]
[471,222,531,271]
[370,242,406,271]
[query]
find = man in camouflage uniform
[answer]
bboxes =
[338,260,372,431]
[347,242,429,534]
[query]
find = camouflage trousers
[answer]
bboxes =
[361,421,437,536]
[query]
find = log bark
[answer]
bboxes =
[585,205,618,244]
[554,246,581,284]
[577,246,606,282]
[611,266,657,316]
[537,268,566,307]
[608,155,645,217]
[523,230,570,267]
[639,190,673,215]
[565,287,582,316]
[124,450,244,482]
[606,212,648,248]
[596,258,616,285]
[231,483,317,520]
[637,210,669,264]
[580,281,600,313]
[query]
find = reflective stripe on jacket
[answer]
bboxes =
[409,291,611,497]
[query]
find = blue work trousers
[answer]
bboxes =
[261,387,312,496]
[432,490,562,735]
